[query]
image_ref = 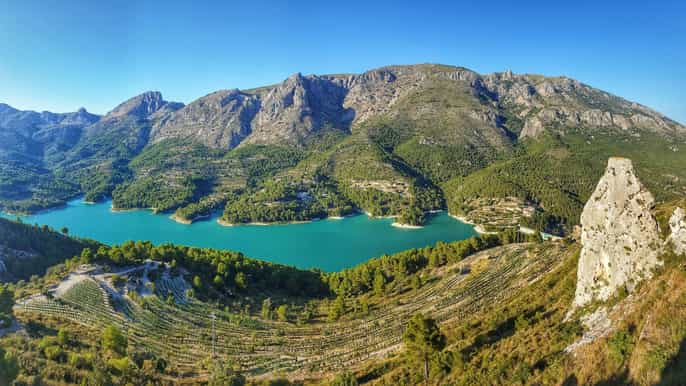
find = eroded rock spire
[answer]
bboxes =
[573,157,663,307]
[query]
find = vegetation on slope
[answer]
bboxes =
[444,130,686,234]
[4,214,684,385]
[0,215,545,385]
[81,241,329,300]
[358,78,513,184]
[0,161,80,214]
[0,218,97,281]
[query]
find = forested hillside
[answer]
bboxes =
[0,215,544,385]
[0,218,97,281]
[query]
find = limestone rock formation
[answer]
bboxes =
[668,207,686,255]
[573,157,663,307]
[149,89,260,148]
[245,72,352,146]
[105,91,172,120]
[148,64,686,150]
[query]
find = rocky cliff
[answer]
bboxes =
[668,207,686,255]
[482,72,685,139]
[573,157,663,307]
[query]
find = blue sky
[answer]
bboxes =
[1,0,684,123]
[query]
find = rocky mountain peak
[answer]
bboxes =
[59,108,100,126]
[573,157,663,307]
[0,103,16,114]
[106,91,169,120]
[286,72,304,83]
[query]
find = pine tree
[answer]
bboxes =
[402,313,446,382]
[261,298,272,320]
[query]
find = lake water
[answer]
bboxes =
[2,199,476,272]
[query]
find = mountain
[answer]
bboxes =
[0,93,185,211]
[0,104,100,161]
[153,65,685,150]
[57,91,184,202]
[0,104,100,212]
[1,64,685,232]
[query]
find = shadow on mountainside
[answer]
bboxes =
[592,369,630,386]
[460,305,546,358]
[658,336,686,385]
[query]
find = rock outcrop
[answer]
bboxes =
[105,91,175,120]
[668,207,686,255]
[573,157,663,308]
[149,89,261,148]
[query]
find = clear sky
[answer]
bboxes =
[1,0,684,123]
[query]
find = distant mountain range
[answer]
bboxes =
[1,64,685,232]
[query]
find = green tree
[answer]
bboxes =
[328,295,346,322]
[43,345,65,361]
[411,275,422,292]
[80,247,93,264]
[83,359,114,386]
[208,359,246,386]
[403,313,446,382]
[57,328,70,347]
[0,284,14,323]
[373,270,386,296]
[0,347,18,385]
[360,299,369,316]
[102,325,127,356]
[277,304,289,322]
[331,370,358,386]
[261,298,272,320]
[235,272,247,290]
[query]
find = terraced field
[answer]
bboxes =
[14,242,569,382]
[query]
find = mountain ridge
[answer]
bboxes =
[1,64,685,232]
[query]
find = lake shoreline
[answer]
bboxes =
[198,209,445,229]
[391,222,423,229]
[217,218,316,227]
[170,213,211,225]
[7,198,478,272]
[111,206,155,213]
[448,213,500,235]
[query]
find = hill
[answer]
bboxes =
[0,217,97,282]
